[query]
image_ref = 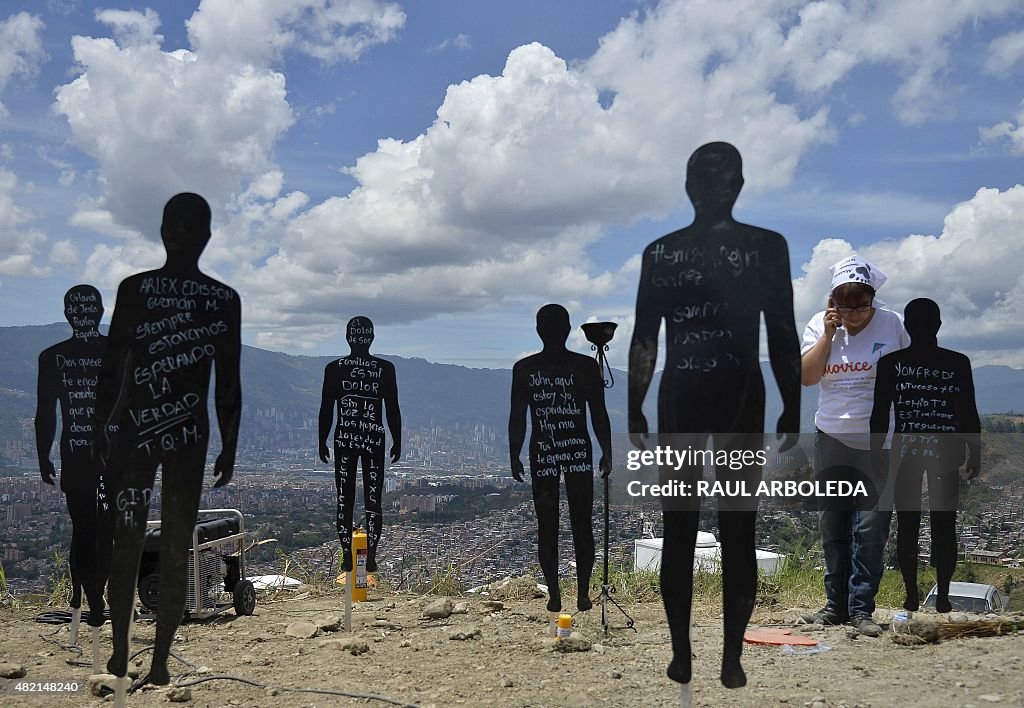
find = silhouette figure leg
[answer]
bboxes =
[530,473,561,612]
[719,510,756,688]
[894,458,924,611]
[64,488,87,646]
[147,451,205,686]
[334,449,358,571]
[929,465,959,613]
[64,488,88,612]
[362,450,384,573]
[661,508,698,684]
[896,510,921,610]
[73,481,110,628]
[92,499,114,627]
[715,431,761,689]
[931,509,956,613]
[106,455,159,678]
[564,470,595,611]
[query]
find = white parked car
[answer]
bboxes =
[923,582,1008,613]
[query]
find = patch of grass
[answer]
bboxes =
[47,547,72,608]
[878,561,1024,610]
[559,562,661,605]
[0,558,19,611]
[561,554,826,609]
[606,566,661,604]
[264,545,343,601]
[427,561,465,596]
[755,554,823,608]
[876,568,913,607]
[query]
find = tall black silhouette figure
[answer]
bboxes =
[93,193,242,687]
[319,317,401,572]
[629,142,800,691]
[35,284,113,629]
[870,298,980,613]
[509,304,612,613]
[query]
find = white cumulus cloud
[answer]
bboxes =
[185,0,405,65]
[984,29,1024,75]
[93,8,162,49]
[56,0,1024,353]
[236,21,836,341]
[0,12,47,118]
[0,13,48,277]
[48,239,79,267]
[793,185,1024,364]
[53,0,404,265]
[239,0,1020,345]
[54,12,295,238]
[432,33,472,52]
[0,167,48,277]
[980,101,1024,156]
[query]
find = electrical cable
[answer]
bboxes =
[170,674,421,707]
[129,644,198,672]
[109,644,417,707]
[38,626,83,657]
[30,599,415,706]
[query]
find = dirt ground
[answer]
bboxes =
[2,588,1024,708]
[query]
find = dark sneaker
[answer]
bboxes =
[799,606,848,625]
[851,615,883,637]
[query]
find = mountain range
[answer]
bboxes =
[2,323,1022,446]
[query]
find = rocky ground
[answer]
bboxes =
[2,581,1023,707]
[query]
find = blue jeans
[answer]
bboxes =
[814,431,892,619]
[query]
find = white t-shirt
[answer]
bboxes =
[801,307,910,449]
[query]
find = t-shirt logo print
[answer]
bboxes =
[872,342,885,355]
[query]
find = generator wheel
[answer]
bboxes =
[233,579,256,616]
[138,573,161,612]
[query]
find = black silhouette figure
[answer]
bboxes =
[93,193,242,687]
[509,304,613,613]
[870,298,980,613]
[35,284,113,628]
[629,142,800,691]
[318,316,401,573]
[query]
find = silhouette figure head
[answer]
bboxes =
[161,193,211,261]
[64,284,103,334]
[536,304,571,350]
[347,316,374,354]
[904,298,941,343]
[685,142,744,217]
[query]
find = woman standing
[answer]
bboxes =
[800,255,909,636]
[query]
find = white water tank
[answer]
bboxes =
[633,534,784,576]
[695,531,717,547]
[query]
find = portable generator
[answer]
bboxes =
[137,508,256,620]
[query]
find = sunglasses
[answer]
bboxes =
[834,301,873,314]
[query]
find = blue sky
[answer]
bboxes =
[1,0,1023,369]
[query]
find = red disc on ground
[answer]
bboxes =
[743,627,819,646]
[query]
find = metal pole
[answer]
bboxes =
[604,472,610,587]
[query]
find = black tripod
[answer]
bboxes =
[597,470,636,636]
[581,321,637,637]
